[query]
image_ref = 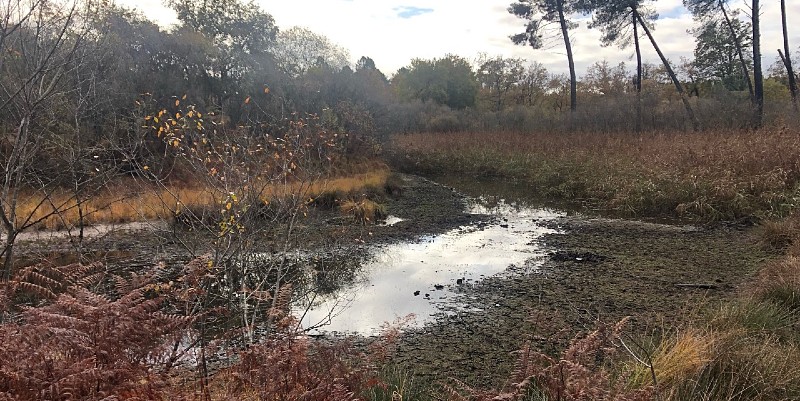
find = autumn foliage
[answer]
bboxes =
[0,258,394,400]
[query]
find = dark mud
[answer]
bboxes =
[302,174,484,247]
[391,217,774,389]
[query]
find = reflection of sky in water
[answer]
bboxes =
[299,202,561,336]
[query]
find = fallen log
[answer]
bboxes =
[675,283,718,290]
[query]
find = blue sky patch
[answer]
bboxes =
[394,6,434,19]
[660,6,687,19]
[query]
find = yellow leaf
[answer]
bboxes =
[143,165,149,170]
[244,96,251,104]
[182,94,187,100]
[225,202,232,210]
[176,112,182,119]
[175,99,180,107]
[144,115,152,121]
[264,87,270,94]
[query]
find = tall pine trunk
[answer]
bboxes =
[636,12,700,131]
[752,0,764,128]
[557,0,577,113]
[781,0,798,111]
[633,8,643,133]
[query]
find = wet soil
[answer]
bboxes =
[391,217,774,389]
[299,174,484,248]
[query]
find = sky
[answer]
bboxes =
[122,0,800,78]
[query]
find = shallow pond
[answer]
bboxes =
[299,198,562,336]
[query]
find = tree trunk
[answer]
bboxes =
[633,8,643,133]
[2,231,13,281]
[752,0,764,128]
[720,2,754,102]
[781,0,798,111]
[557,0,577,113]
[635,12,700,131]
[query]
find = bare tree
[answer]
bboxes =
[0,0,103,279]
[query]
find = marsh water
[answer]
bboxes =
[299,178,562,336]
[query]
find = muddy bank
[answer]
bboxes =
[300,174,484,248]
[391,216,774,389]
[9,174,480,269]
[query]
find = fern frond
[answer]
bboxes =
[14,281,57,300]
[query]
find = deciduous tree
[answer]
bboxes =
[273,26,351,77]
[392,55,478,110]
[0,0,112,278]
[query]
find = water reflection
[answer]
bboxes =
[299,199,561,336]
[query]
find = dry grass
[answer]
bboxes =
[751,256,800,311]
[339,199,387,224]
[657,330,800,401]
[11,167,391,231]
[627,329,716,389]
[391,128,800,221]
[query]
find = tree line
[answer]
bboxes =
[508,0,799,130]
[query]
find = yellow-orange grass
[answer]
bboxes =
[339,199,386,224]
[12,186,214,231]
[627,329,716,389]
[13,168,390,231]
[305,168,389,197]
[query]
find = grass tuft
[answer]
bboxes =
[339,199,387,224]
[627,329,715,389]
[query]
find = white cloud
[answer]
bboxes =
[119,0,800,78]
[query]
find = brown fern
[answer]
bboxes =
[443,318,655,401]
[0,262,192,400]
